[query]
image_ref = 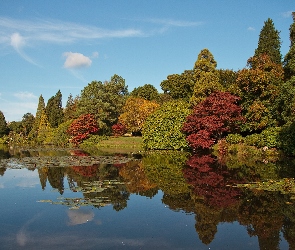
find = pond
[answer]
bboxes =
[0,146,294,250]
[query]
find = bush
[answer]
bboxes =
[112,123,127,137]
[142,100,191,150]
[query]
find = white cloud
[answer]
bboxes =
[281,11,294,18]
[247,27,255,31]
[63,52,92,69]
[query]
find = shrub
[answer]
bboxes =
[226,134,244,144]
[112,123,127,137]
[142,100,191,150]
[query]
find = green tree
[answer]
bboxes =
[254,18,281,64]
[284,12,295,80]
[46,90,64,128]
[190,49,224,105]
[76,74,128,134]
[160,70,195,101]
[142,100,191,150]
[0,111,8,137]
[130,84,159,101]
[21,113,35,136]
[37,109,52,144]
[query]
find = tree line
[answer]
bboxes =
[1,15,295,155]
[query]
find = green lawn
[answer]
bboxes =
[96,136,143,153]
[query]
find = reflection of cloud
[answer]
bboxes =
[63,52,92,69]
[16,213,41,247]
[0,183,4,188]
[67,209,94,225]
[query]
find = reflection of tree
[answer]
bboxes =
[0,167,6,176]
[142,151,191,196]
[47,167,64,194]
[183,154,242,208]
[38,167,48,190]
[283,202,295,250]
[238,190,285,250]
[118,160,158,198]
[66,164,130,211]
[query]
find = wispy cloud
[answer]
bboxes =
[0,17,144,45]
[247,27,255,31]
[281,11,294,18]
[10,32,39,65]
[147,18,203,27]
[13,91,37,100]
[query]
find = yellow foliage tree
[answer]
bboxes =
[119,97,159,133]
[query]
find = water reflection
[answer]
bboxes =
[0,148,294,249]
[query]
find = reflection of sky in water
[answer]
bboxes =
[0,168,290,250]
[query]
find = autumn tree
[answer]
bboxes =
[254,18,282,64]
[37,109,51,143]
[142,100,191,150]
[67,114,99,146]
[119,97,159,134]
[45,90,64,128]
[183,91,244,150]
[130,84,159,101]
[190,49,224,106]
[0,111,8,137]
[231,54,284,131]
[160,70,195,101]
[284,12,295,80]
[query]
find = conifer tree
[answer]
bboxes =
[283,12,295,80]
[46,90,64,128]
[190,49,223,106]
[254,18,282,64]
[29,95,45,139]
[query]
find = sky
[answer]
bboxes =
[0,0,294,122]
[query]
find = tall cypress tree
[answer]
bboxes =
[29,95,45,139]
[254,18,282,64]
[46,90,64,128]
[283,12,295,80]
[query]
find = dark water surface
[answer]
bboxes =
[0,147,294,250]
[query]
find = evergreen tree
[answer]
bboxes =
[46,90,64,128]
[0,111,8,137]
[64,93,79,121]
[283,12,295,80]
[254,18,282,64]
[190,48,224,106]
[21,113,35,136]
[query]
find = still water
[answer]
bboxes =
[0,147,294,250]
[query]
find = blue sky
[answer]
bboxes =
[0,0,294,122]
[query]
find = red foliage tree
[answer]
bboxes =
[183,91,244,149]
[67,114,99,146]
[112,123,127,137]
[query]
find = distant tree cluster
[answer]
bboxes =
[1,14,295,154]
